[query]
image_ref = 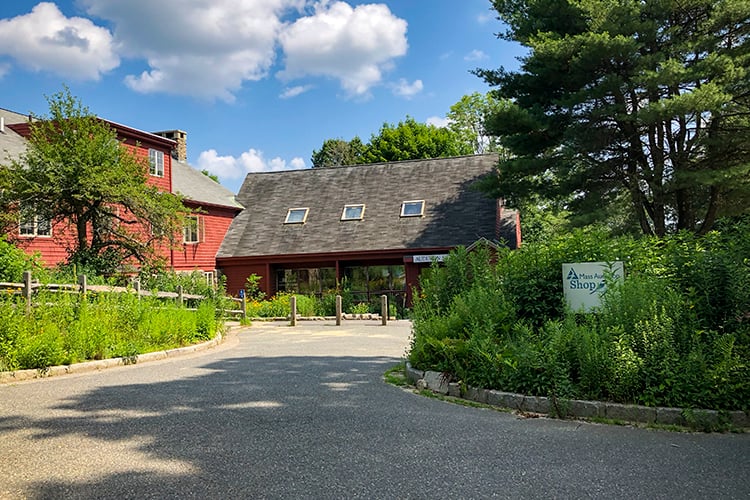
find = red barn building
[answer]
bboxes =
[216,154,520,309]
[0,107,242,276]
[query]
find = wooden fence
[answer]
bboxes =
[0,270,246,317]
[1,271,391,324]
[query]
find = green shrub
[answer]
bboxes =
[137,267,225,298]
[407,219,750,411]
[350,302,370,315]
[316,292,338,316]
[0,289,223,371]
[0,236,46,282]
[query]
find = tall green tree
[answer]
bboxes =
[361,116,473,163]
[0,87,186,273]
[477,0,750,236]
[447,92,505,154]
[311,137,366,168]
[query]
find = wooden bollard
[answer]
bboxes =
[335,295,342,326]
[290,295,297,326]
[381,294,388,326]
[23,270,32,314]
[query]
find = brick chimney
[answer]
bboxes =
[153,129,187,162]
[495,199,522,249]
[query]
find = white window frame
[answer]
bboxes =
[341,204,365,221]
[285,208,309,224]
[183,215,203,244]
[149,149,164,177]
[400,200,425,217]
[19,207,51,237]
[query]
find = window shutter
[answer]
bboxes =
[199,215,205,243]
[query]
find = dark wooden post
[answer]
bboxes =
[23,270,32,314]
[381,294,388,326]
[78,274,87,297]
[290,295,297,326]
[335,295,342,326]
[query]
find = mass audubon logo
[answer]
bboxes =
[562,262,624,312]
[565,267,606,295]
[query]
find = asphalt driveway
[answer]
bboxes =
[0,320,748,499]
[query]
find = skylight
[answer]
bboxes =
[285,208,309,224]
[341,204,365,221]
[400,200,425,217]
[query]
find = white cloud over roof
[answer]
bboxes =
[426,116,450,128]
[80,0,292,101]
[0,2,118,80]
[464,49,488,62]
[391,78,423,99]
[0,1,411,101]
[277,1,407,96]
[197,148,306,180]
[280,84,313,99]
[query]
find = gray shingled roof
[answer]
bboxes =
[0,108,31,164]
[172,160,243,209]
[218,154,508,258]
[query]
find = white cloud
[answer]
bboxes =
[464,49,488,62]
[197,148,306,180]
[426,116,450,128]
[2,1,409,100]
[0,2,118,80]
[280,84,313,99]
[79,0,303,101]
[391,78,423,99]
[278,1,408,96]
[477,12,494,24]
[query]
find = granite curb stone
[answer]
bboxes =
[407,363,748,430]
[0,329,226,384]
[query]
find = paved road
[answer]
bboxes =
[1,320,748,499]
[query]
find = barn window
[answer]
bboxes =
[19,206,51,237]
[341,204,365,221]
[183,215,203,244]
[149,149,164,177]
[285,208,309,224]
[400,200,425,217]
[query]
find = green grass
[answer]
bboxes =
[0,291,224,372]
[383,363,408,387]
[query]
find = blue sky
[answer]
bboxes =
[0,0,524,193]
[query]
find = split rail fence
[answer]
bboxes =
[0,271,390,325]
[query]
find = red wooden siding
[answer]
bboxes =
[12,218,77,267]
[5,117,239,274]
[172,204,237,272]
[121,138,172,192]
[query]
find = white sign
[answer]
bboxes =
[412,254,448,264]
[562,261,624,312]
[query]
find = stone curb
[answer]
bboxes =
[0,328,229,384]
[406,363,749,430]
[246,315,396,322]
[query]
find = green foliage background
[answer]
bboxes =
[409,217,750,411]
[478,0,750,235]
[0,291,222,372]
